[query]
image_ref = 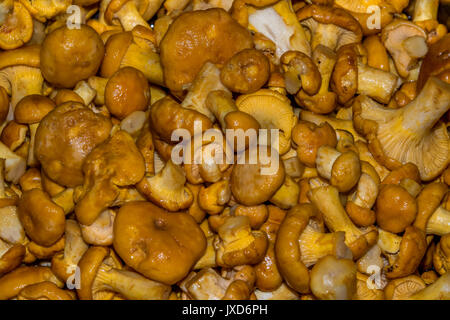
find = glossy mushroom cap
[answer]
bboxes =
[160,8,253,92]
[17,188,65,247]
[105,67,150,119]
[231,145,285,206]
[220,49,270,94]
[376,184,418,233]
[34,102,112,187]
[14,95,55,124]
[113,201,206,285]
[40,25,105,88]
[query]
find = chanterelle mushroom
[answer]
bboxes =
[382,19,428,78]
[113,201,206,285]
[296,4,363,52]
[353,77,450,181]
[159,8,253,92]
[75,130,145,226]
[40,25,104,88]
[34,101,112,187]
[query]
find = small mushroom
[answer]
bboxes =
[275,204,315,294]
[433,234,450,275]
[51,219,88,283]
[150,97,213,144]
[104,0,152,31]
[0,266,63,300]
[104,67,150,120]
[295,45,338,114]
[136,159,193,212]
[292,120,337,168]
[384,275,426,299]
[77,246,171,300]
[182,268,232,300]
[414,182,448,231]
[221,49,270,94]
[384,226,427,279]
[17,281,74,300]
[0,1,33,50]
[332,43,400,104]
[299,218,352,267]
[376,184,417,234]
[231,145,285,206]
[198,180,231,215]
[310,255,357,300]
[214,216,268,267]
[236,89,297,155]
[309,186,378,259]
[280,50,321,96]
[75,130,145,225]
[14,94,55,167]
[40,25,104,88]
[409,273,450,300]
[17,188,65,247]
[296,4,363,51]
[0,45,43,109]
[101,29,163,85]
[315,145,361,193]
[382,19,428,78]
[346,167,380,227]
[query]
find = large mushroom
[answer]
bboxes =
[34,101,112,187]
[159,8,253,92]
[113,201,206,285]
[353,77,450,181]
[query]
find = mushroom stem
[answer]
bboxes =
[377,228,402,255]
[357,62,401,104]
[73,81,96,106]
[88,76,108,105]
[401,77,450,135]
[115,1,151,31]
[121,42,163,86]
[309,186,377,259]
[0,66,43,109]
[182,62,230,121]
[299,223,351,267]
[413,0,439,22]
[426,206,450,236]
[248,0,311,60]
[409,273,450,300]
[94,265,171,300]
[26,123,38,167]
[0,141,26,183]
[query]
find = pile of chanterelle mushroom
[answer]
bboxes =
[0,0,449,300]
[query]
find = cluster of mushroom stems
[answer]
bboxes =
[0,0,449,300]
